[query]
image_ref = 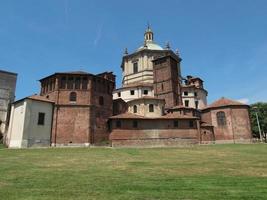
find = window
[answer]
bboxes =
[82,77,88,90]
[217,111,226,126]
[133,121,138,128]
[161,83,164,91]
[49,81,52,91]
[195,101,199,109]
[185,100,189,107]
[133,62,138,74]
[174,120,179,128]
[149,104,154,112]
[67,77,74,89]
[37,112,45,125]
[194,92,198,97]
[116,120,121,128]
[143,90,148,95]
[184,91,188,96]
[99,96,104,105]
[69,92,77,102]
[118,92,121,97]
[60,77,66,89]
[75,77,81,89]
[130,90,135,95]
[133,105,137,113]
[189,120,194,128]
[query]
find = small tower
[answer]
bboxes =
[144,24,154,42]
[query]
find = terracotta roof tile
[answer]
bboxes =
[200,121,213,127]
[203,97,248,110]
[110,112,198,119]
[127,96,165,103]
[27,95,55,103]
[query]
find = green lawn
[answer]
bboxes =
[0,144,267,200]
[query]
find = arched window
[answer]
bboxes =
[149,104,154,112]
[217,111,226,126]
[133,105,137,113]
[69,92,77,102]
[99,96,104,105]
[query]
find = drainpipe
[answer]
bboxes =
[230,108,235,144]
[54,84,60,147]
[197,119,201,144]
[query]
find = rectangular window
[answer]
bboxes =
[60,77,66,89]
[37,112,45,125]
[82,77,88,90]
[118,92,121,97]
[195,101,199,109]
[133,62,138,74]
[174,120,179,128]
[194,92,198,97]
[184,91,188,96]
[143,90,148,95]
[133,121,138,128]
[189,120,194,128]
[49,81,52,91]
[185,100,189,107]
[116,120,121,128]
[130,90,135,95]
[67,77,74,89]
[75,77,81,89]
[149,104,154,112]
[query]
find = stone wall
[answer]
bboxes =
[0,70,17,134]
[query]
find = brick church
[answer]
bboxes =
[6,26,252,148]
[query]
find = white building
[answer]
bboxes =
[6,95,54,148]
[113,25,181,102]
[113,26,207,109]
[181,76,208,109]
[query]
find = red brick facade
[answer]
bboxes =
[153,54,183,108]
[201,98,252,143]
[109,117,200,147]
[39,71,115,146]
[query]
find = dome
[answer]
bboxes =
[137,42,163,51]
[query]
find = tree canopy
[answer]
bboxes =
[249,102,267,141]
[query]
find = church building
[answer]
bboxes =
[110,26,252,147]
[5,25,252,148]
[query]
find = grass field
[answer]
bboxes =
[0,144,267,200]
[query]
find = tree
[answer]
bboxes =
[0,120,2,143]
[249,102,267,142]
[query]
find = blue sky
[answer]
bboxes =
[0,0,267,104]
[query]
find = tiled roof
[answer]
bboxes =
[203,97,248,110]
[110,112,198,119]
[127,96,165,103]
[27,95,55,103]
[14,94,55,104]
[200,121,213,127]
[59,71,89,74]
[110,112,145,119]
[119,82,153,89]
[169,105,196,110]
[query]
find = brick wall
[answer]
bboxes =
[40,72,115,146]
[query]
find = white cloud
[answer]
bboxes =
[237,98,250,104]
[94,24,103,46]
